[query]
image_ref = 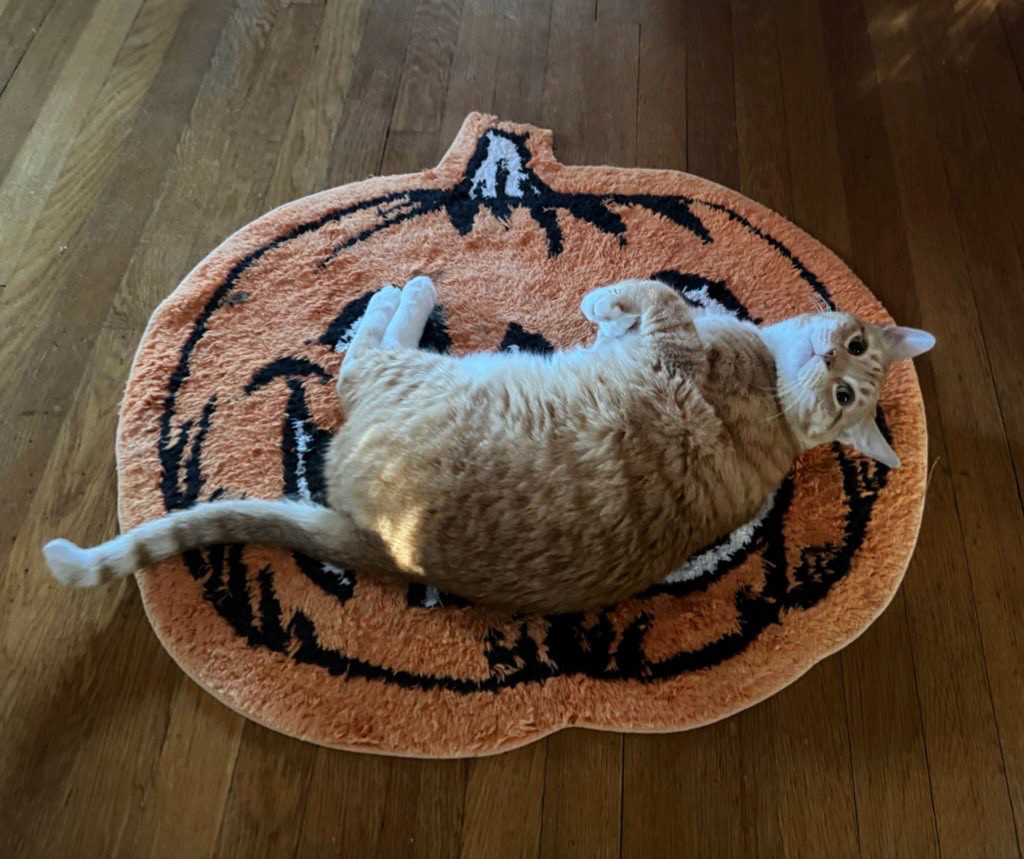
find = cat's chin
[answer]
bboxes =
[793,338,815,369]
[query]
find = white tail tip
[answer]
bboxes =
[44,539,104,587]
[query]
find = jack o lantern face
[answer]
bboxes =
[120,115,927,756]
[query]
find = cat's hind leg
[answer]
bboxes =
[344,285,401,360]
[380,275,437,349]
[338,285,401,394]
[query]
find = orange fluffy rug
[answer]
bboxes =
[118,113,927,757]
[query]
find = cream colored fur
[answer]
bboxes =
[44,277,934,612]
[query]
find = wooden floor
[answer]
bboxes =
[2,0,1024,855]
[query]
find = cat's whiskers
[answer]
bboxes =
[756,375,804,422]
[809,293,831,315]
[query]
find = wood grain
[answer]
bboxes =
[460,742,547,859]
[0,0,97,180]
[539,730,622,859]
[3,0,1024,855]
[830,0,1022,853]
[0,0,146,284]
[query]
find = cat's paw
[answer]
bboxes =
[581,286,639,338]
[402,275,437,308]
[368,284,401,316]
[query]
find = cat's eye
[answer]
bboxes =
[847,335,867,356]
[835,382,855,407]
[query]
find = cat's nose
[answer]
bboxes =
[822,348,836,368]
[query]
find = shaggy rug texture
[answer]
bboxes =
[118,113,927,757]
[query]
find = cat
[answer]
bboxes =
[43,276,934,613]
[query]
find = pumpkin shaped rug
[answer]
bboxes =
[117,113,928,757]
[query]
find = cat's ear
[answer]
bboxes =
[881,326,935,361]
[838,419,901,469]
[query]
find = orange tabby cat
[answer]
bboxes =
[43,276,934,612]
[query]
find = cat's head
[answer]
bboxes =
[760,312,935,468]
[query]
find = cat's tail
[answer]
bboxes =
[43,499,354,587]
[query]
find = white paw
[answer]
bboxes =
[581,286,638,337]
[368,284,401,316]
[402,275,437,308]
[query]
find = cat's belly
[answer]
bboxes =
[324,348,791,611]
[326,427,775,612]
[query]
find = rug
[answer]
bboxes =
[118,113,927,757]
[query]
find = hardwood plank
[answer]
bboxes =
[491,0,554,128]
[951,0,1024,267]
[326,0,418,184]
[264,0,371,207]
[375,760,469,859]
[459,742,547,859]
[635,0,686,169]
[685,0,738,188]
[439,0,503,141]
[213,724,320,859]
[622,713,783,859]
[0,0,237,596]
[841,604,940,859]
[541,0,639,166]
[3,0,196,306]
[0,589,185,858]
[2,1,326,855]
[0,7,231,850]
[292,750,389,856]
[294,751,464,859]
[941,0,1024,498]
[829,0,1022,853]
[773,0,849,257]
[910,0,1024,844]
[0,0,97,180]
[122,680,245,859]
[731,0,790,214]
[537,0,586,148]
[1000,0,1024,83]
[295,746,467,857]
[0,0,146,284]
[381,129,447,173]
[538,730,621,859]
[763,1,939,855]
[440,0,555,143]
[0,0,61,93]
[588,0,640,165]
[391,0,464,133]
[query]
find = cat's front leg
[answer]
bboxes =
[582,285,641,340]
[582,279,705,374]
